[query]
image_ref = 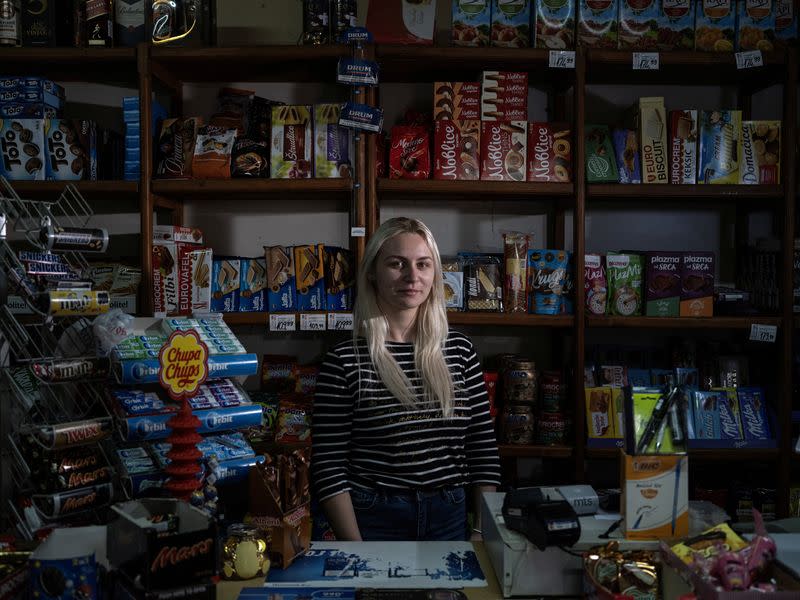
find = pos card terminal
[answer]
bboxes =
[501,487,582,551]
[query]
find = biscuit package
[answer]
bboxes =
[211,258,241,313]
[737,0,777,51]
[669,110,698,184]
[188,248,212,313]
[434,120,481,180]
[192,125,236,179]
[294,244,325,311]
[585,387,616,438]
[154,117,202,179]
[585,125,618,183]
[1,118,45,180]
[698,110,741,184]
[740,120,780,185]
[313,104,352,178]
[442,256,465,311]
[481,71,528,121]
[240,257,267,312]
[504,233,531,314]
[463,255,503,311]
[323,246,355,312]
[577,0,618,48]
[266,246,296,313]
[645,251,681,317]
[231,137,269,178]
[528,248,570,315]
[44,119,97,181]
[606,252,642,317]
[271,105,313,179]
[527,122,572,182]
[433,82,481,121]
[585,253,607,316]
[480,121,527,181]
[152,243,178,316]
[680,251,714,317]
[695,0,736,51]
[612,128,640,184]
[638,97,668,184]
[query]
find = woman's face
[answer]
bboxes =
[373,233,435,315]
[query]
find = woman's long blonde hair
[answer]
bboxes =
[354,217,454,417]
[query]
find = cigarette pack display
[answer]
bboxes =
[680,251,714,317]
[736,387,771,440]
[585,253,607,315]
[366,0,437,44]
[669,110,698,184]
[313,104,352,178]
[737,0,777,51]
[452,0,491,47]
[606,253,642,316]
[323,246,355,312]
[271,105,313,179]
[775,0,797,49]
[638,97,668,184]
[433,82,480,121]
[491,0,532,47]
[211,258,241,313]
[239,257,267,313]
[294,244,325,311]
[480,121,527,181]
[645,251,681,317]
[698,109,741,184]
[739,120,780,184]
[433,120,481,180]
[266,246,297,313]
[612,128,641,184]
[527,122,572,182]
[619,0,695,50]
[535,0,575,48]
[695,0,736,51]
[0,118,44,181]
[577,0,618,47]
[585,125,618,183]
[481,71,528,121]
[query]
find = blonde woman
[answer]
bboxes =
[311,217,500,541]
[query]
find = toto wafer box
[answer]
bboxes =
[698,110,741,184]
[695,0,736,51]
[481,71,528,121]
[680,251,714,317]
[434,120,481,180]
[669,110,698,184]
[737,0,777,51]
[527,122,572,182]
[577,0,619,47]
[480,121,527,182]
[637,97,668,184]
[44,119,98,181]
[646,251,682,317]
[739,120,780,185]
[0,118,45,180]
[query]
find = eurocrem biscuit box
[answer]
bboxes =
[669,110,698,184]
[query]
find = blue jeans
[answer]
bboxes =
[350,486,468,541]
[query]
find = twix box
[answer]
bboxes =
[434,82,480,121]
[481,71,528,121]
[680,251,714,317]
[434,120,481,180]
[669,110,698,184]
[638,97,668,184]
[739,120,780,185]
[480,121,528,182]
[527,122,572,182]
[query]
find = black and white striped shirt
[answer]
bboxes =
[312,330,501,502]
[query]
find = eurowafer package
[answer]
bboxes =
[294,244,325,311]
[240,257,267,312]
[266,246,296,312]
[212,258,241,313]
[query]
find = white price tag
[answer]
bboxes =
[549,50,575,69]
[632,52,659,70]
[269,313,296,332]
[328,312,354,331]
[300,313,327,331]
[351,227,366,237]
[736,50,763,69]
[749,323,777,343]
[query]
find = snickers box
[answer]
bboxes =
[239,257,267,312]
[433,82,480,121]
[481,71,528,121]
[645,251,681,317]
[669,110,698,184]
[434,120,481,180]
[266,246,297,312]
[480,121,527,182]
[211,258,240,313]
[680,251,714,317]
[324,246,356,311]
[527,122,572,183]
[108,499,217,591]
[294,244,326,311]
[0,118,45,181]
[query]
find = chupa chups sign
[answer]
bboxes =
[157,329,208,400]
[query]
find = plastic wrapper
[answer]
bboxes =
[464,255,502,312]
[584,541,660,600]
[503,232,530,313]
[275,397,312,444]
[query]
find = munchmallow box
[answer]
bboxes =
[695,0,736,51]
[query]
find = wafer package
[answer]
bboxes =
[266,246,296,312]
[463,255,502,311]
[212,258,241,313]
[670,110,698,184]
[240,257,267,312]
[271,105,312,179]
[638,97,668,184]
[323,246,355,311]
[294,244,325,311]
[698,110,741,184]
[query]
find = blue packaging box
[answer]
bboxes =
[212,258,241,313]
[714,388,743,440]
[266,246,297,312]
[692,390,722,439]
[14,76,65,98]
[125,135,140,150]
[113,353,259,385]
[119,403,263,441]
[612,128,641,184]
[736,387,771,441]
[0,103,59,119]
[323,246,355,311]
[627,368,651,388]
[239,257,267,312]
[124,147,140,163]
[0,88,63,109]
[294,244,326,311]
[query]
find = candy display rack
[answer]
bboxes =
[0,176,116,539]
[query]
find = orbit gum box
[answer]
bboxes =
[739,120,781,185]
[695,0,736,51]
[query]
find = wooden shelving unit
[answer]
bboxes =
[587,184,784,201]
[378,179,574,200]
[586,448,781,461]
[586,316,783,329]
[222,312,574,328]
[152,178,352,198]
[11,180,139,201]
[498,445,573,459]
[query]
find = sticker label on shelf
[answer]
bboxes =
[300,313,327,331]
[549,51,575,69]
[328,312,354,331]
[749,323,777,343]
[632,53,659,70]
[351,226,366,237]
[735,50,763,70]
[269,313,296,332]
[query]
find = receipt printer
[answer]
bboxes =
[501,487,583,551]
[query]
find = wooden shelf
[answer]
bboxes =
[151,178,352,198]
[586,49,786,86]
[587,184,784,202]
[378,179,573,200]
[10,180,139,201]
[587,448,780,460]
[149,45,348,83]
[586,316,782,329]
[448,313,573,327]
[0,47,137,80]
[377,46,559,83]
[498,444,573,458]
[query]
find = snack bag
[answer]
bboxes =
[528,249,569,315]
[463,255,503,311]
[275,397,312,444]
[192,125,236,179]
[503,232,531,313]
[389,125,431,179]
